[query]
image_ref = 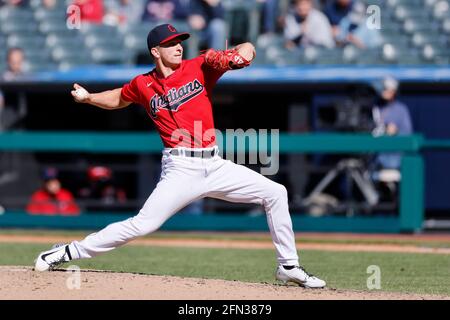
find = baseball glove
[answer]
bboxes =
[204,48,251,72]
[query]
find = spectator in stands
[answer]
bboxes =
[283,0,334,49]
[188,0,227,49]
[42,0,56,9]
[257,0,280,35]
[2,48,26,81]
[324,0,381,49]
[78,166,127,212]
[104,0,145,26]
[26,167,80,216]
[72,0,104,24]
[372,76,413,170]
[0,0,28,7]
[141,0,189,22]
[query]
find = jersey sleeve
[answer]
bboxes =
[121,76,142,105]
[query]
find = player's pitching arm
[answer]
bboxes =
[71,83,131,110]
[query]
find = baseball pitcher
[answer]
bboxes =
[34,24,325,288]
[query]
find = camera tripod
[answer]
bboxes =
[302,158,380,215]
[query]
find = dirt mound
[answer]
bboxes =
[1,266,448,300]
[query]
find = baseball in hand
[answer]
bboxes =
[75,88,89,100]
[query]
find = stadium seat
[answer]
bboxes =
[381,43,422,64]
[58,57,95,71]
[387,0,424,7]
[79,24,119,36]
[431,0,450,20]
[356,49,384,65]
[380,21,403,34]
[39,19,71,34]
[411,32,446,48]
[84,34,123,49]
[7,35,46,51]
[0,20,39,35]
[22,49,54,69]
[422,44,450,64]
[264,47,301,66]
[222,0,261,43]
[91,48,132,65]
[123,34,149,52]
[118,23,157,38]
[25,61,59,73]
[29,0,70,9]
[0,7,34,21]
[394,5,431,22]
[34,7,67,21]
[0,61,6,74]
[52,46,91,62]
[342,45,360,64]
[403,19,439,34]
[443,18,450,33]
[381,33,411,47]
[45,34,85,49]
[315,48,344,65]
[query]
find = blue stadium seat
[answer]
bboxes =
[84,34,123,49]
[91,48,132,65]
[45,34,85,49]
[51,46,91,63]
[25,62,59,73]
[342,45,360,64]
[7,35,46,51]
[0,21,39,35]
[411,32,447,48]
[443,18,450,33]
[0,7,34,21]
[39,19,70,34]
[430,0,450,21]
[403,18,440,34]
[422,44,450,64]
[34,7,67,22]
[264,47,301,66]
[123,34,149,52]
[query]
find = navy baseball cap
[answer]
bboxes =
[147,24,190,51]
[42,167,58,181]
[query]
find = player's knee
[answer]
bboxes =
[268,183,288,202]
[131,214,161,237]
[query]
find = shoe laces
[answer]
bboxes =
[297,266,315,279]
[47,247,68,269]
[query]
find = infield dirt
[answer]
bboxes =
[1,266,449,300]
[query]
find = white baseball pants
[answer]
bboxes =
[69,147,299,266]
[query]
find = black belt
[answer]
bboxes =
[169,148,216,158]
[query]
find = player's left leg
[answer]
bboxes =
[204,158,326,288]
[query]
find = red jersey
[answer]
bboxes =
[73,0,104,24]
[121,55,226,148]
[26,189,80,216]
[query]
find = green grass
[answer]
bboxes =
[1,242,449,296]
[2,229,450,248]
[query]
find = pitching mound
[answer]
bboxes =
[0,266,448,300]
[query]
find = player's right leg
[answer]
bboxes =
[35,153,206,271]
